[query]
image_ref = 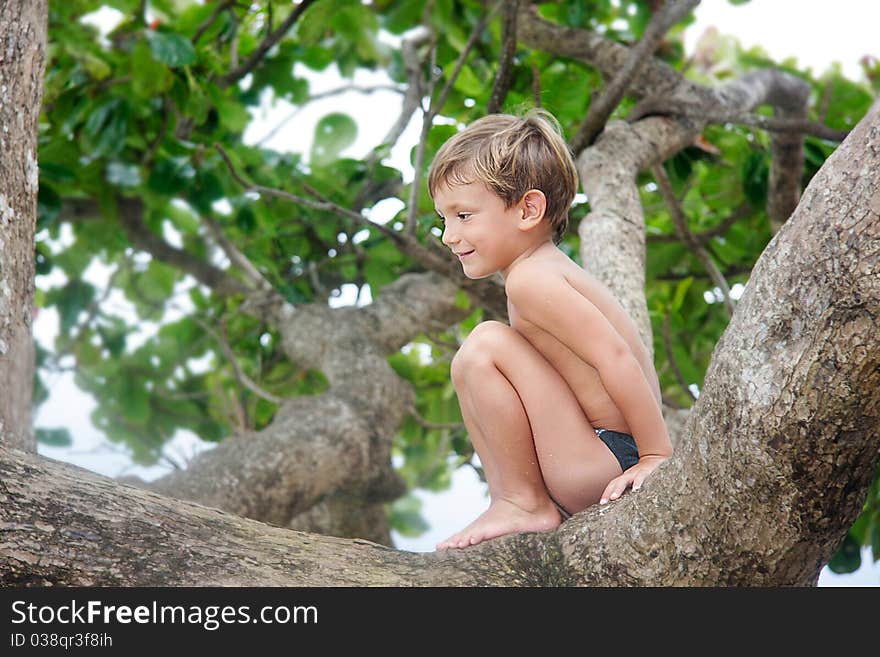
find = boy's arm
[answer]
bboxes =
[506,267,673,485]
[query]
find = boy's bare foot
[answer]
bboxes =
[435,497,562,550]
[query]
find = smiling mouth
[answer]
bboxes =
[457,250,475,258]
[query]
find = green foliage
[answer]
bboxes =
[35,0,878,562]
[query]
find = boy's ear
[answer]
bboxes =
[518,189,547,231]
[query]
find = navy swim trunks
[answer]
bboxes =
[593,427,640,472]
[549,427,640,520]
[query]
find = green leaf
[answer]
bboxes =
[310,113,358,166]
[148,156,196,195]
[51,279,97,334]
[82,97,129,159]
[131,39,172,96]
[37,184,62,231]
[36,428,74,448]
[140,260,177,302]
[445,62,484,97]
[671,277,694,312]
[383,0,424,34]
[206,85,250,133]
[388,494,429,537]
[872,519,880,562]
[146,30,197,68]
[119,375,150,424]
[827,534,862,574]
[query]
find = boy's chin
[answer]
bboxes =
[463,269,495,280]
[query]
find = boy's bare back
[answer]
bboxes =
[505,245,663,435]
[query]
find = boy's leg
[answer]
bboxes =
[437,320,621,550]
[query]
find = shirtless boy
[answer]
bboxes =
[428,110,673,550]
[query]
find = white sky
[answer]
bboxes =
[34,0,879,584]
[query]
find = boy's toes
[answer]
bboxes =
[437,531,464,551]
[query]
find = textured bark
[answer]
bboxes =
[0,0,46,454]
[132,272,469,541]
[3,102,877,586]
[554,100,880,586]
[0,444,555,586]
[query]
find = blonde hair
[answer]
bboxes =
[427,109,579,245]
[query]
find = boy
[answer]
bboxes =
[428,110,673,550]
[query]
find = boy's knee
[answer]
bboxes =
[451,321,509,384]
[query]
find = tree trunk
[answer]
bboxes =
[3,101,877,586]
[0,0,47,454]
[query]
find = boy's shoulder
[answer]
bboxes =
[504,252,573,297]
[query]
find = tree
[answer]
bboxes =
[0,0,46,454]
[1,0,878,585]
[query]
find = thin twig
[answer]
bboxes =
[531,58,542,107]
[200,213,276,295]
[431,5,499,117]
[253,84,405,146]
[647,201,752,244]
[406,43,441,236]
[652,163,735,318]
[819,79,833,125]
[218,0,317,87]
[190,315,283,405]
[215,143,408,249]
[192,0,235,44]
[406,4,499,235]
[487,0,519,114]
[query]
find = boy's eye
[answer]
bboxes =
[457,213,472,220]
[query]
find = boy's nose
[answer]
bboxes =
[441,227,457,248]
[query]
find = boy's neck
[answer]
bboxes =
[500,239,556,281]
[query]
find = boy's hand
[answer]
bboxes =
[599,455,668,505]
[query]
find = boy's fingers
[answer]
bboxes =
[599,480,617,504]
[600,475,628,504]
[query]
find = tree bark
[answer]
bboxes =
[3,101,877,586]
[0,0,47,454]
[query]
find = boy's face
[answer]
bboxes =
[434,180,527,280]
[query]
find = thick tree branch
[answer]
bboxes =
[570,0,700,154]
[0,444,559,586]
[556,101,880,585]
[517,3,715,106]
[691,110,847,142]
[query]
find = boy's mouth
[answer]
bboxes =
[456,250,475,259]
